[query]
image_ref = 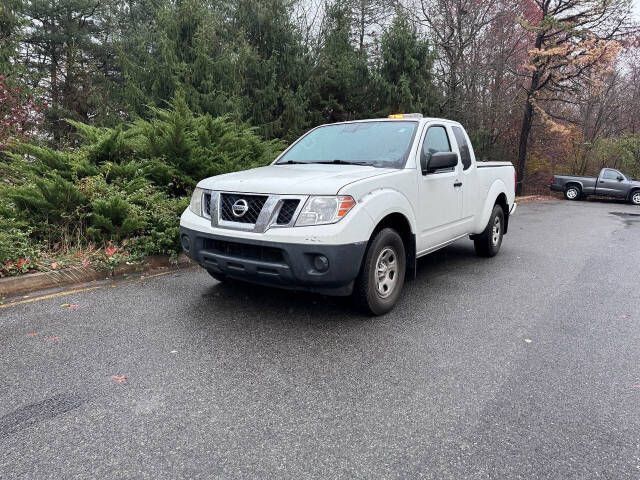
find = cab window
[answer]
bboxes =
[422,126,451,166]
[452,126,472,170]
[603,169,619,180]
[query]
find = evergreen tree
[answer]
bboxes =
[306,3,371,123]
[376,14,438,116]
[19,0,120,142]
[117,0,235,119]
[0,0,21,76]
[232,0,311,139]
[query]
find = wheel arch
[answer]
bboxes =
[494,192,510,234]
[369,212,417,280]
[472,179,509,235]
[565,181,583,192]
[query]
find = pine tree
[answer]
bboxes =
[307,3,371,123]
[19,0,119,142]
[377,14,438,116]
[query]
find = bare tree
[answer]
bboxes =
[514,0,636,194]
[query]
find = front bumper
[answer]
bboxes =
[180,226,367,296]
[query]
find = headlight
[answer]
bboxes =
[295,195,356,226]
[189,187,205,216]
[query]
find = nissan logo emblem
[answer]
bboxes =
[232,199,249,217]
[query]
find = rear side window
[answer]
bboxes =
[452,126,472,170]
[603,169,618,180]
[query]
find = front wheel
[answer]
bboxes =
[474,205,504,257]
[631,191,640,206]
[354,228,406,316]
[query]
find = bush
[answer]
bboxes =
[0,95,283,275]
[0,218,39,263]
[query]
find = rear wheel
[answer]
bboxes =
[354,228,406,316]
[474,205,504,258]
[631,191,640,206]
[565,186,580,201]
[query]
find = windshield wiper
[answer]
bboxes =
[278,160,307,164]
[311,159,369,166]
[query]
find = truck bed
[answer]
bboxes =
[550,174,597,194]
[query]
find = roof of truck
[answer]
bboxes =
[324,115,464,128]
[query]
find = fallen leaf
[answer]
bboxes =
[524,338,533,343]
[60,303,69,308]
[27,332,37,336]
[169,350,178,354]
[68,304,79,311]
[46,336,59,341]
[621,314,631,319]
[111,375,127,383]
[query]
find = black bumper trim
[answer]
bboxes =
[180,226,367,296]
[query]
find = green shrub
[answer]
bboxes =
[0,218,39,264]
[0,94,281,270]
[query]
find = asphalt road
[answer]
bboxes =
[1,199,640,479]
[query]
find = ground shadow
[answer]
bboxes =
[187,239,479,328]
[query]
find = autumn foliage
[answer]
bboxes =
[0,76,41,149]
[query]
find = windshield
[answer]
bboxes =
[276,121,418,169]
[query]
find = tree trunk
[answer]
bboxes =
[516,94,533,196]
[50,50,59,144]
[358,3,365,55]
[516,69,542,196]
[515,30,545,196]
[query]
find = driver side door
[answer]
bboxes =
[598,169,626,197]
[416,124,464,254]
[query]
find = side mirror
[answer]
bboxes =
[617,175,624,181]
[423,152,458,175]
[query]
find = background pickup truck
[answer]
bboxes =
[550,168,640,205]
[180,114,516,315]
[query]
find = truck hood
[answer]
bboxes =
[197,164,396,195]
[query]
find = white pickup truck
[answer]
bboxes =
[180,114,516,315]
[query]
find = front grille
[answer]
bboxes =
[204,239,284,263]
[203,192,212,218]
[220,194,267,224]
[276,199,300,225]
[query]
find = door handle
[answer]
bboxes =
[453,181,463,187]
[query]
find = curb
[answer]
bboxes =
[0,254,193,298]
[515,195,557,203]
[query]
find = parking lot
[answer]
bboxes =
[2,199,640,479]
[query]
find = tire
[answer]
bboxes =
[564,185,580,201]
[630,190,640,206]
[474,205,504,258]
[354,228,406,316]
[207,270,227,282]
